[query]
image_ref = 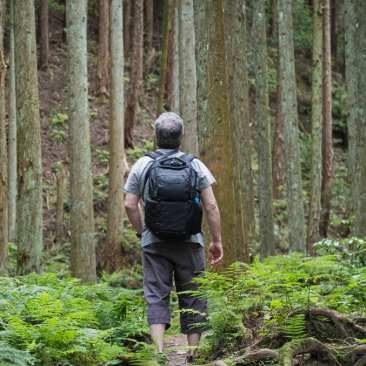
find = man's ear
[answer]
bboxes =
[181,133,184,140]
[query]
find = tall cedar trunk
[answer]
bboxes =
[0,0,7,270]
[67,0,96,283]
[95,0,109,100]
[139,1,143,81]
[272,58,285,200]
[14,0,43,274]
[62,0,67,43]
[55,170,65,244]
[8,0,16,244]
[124,0,143,148]
[307,0,323,254]
[345,0,356,223]
[123,0,131,58]
[271,0,278,37]
[179,0,198,156]
[165,0,175,108]
[236,0,256,256]
[223,0,249,263]
[253,0,276,261]
[104,0,124,273]
[156,0,170,117]
[39,0,49,71]
[331,0,338,61]
[354,0,366,238]
[278,0,306,253]
[319,0,333,238]
[170,0,179,114]
[193,0,238,271]
[144,0,153,52]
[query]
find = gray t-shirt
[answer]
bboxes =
[124,149,216,247]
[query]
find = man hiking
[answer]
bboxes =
[125,112,223,364]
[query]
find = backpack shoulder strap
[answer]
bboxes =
[145,151,163,160]
[179,154,197,163]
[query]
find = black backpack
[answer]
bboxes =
[143,151,203,242]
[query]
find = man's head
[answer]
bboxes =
[154,112,184,149]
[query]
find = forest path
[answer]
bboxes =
[164,334,189,365]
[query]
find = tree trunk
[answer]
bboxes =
[0,0,7,271]
[235,0,256,257]
[165,0,175,109]
[123,0,131,58]
[270,0,278,37]
[62,0,67,43]
[223,0,248,263]
[253,0,276,261]
[104,0,124,274]
[170,0,179,114]
[354,0,366,238]
[345,0,356,223]
[124,0,143,148]
[179,0,198,156]
[67,0,96,283]
[8,0,16,244]
[55,170,65,244]
[144,0,153,52]
[307,0,323,254]
[272,58,285,200]
[14,0,43,275]
[320,0,333,238]
[278,0,306,253]
[193,0,238,271]
[39,0,49,71]
[95,0,109,101]
[156,0,170,117]
[331,0,338,62]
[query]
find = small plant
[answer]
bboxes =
[51,129,66,145]
[283,314,307,339]
[50,113,68,129]
[96,149,110,167]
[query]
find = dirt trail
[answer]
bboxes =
[164,334,190,365]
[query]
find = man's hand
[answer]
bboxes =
[208,242,223,265]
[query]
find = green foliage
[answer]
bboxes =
[0,274,150,366]
[50,113,68,129]
[96,150,110,167]
[128,140,154,162]
[332,76,348,135]
[0,341,36,366]
[51,130,66,146]
[283,314,306,339]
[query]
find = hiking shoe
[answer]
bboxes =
[156,352,167,366]
[185,354,199,364]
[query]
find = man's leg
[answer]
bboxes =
[174,243,209,357]
[142,243,175,353]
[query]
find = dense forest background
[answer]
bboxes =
[2,0,366,365]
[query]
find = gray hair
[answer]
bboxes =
[154,112,184,149]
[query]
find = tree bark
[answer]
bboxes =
[272,58,285,200]
[354,0,366,238]
[144,0,153,52]
[193,0,238,271]
[320,0,333,238]
[223,0,248,263]
[179,0,198,156]
[307,0,323,254]
[67,0,96,283]
[270,0,278,37]
[55,170,65,244]
[124,0,143,148]
[14,0,43,275]
[95,0,109,101]
[278,0,306,253]
[123,0,131,58]
[0,0,7,271]
[165,0,175,109]
[8,0,16,244]
[253,0,276,261]
[331,0,338,62]
[235,0,256,257]
[170,0,179,114]
[104,0,124,274]
[39,0,49,71]
[156,0,170,117]
[345,0,356,224]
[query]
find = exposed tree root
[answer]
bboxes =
[278,337,342,366]
[329,344,366,366]
[354,356,366,366]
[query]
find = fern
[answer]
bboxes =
[0,341,36,366]
[283,314,307,339]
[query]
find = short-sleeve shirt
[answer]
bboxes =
[124,149,216,247]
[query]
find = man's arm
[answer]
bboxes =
[125,192,143,235]
[200,186,223,265]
